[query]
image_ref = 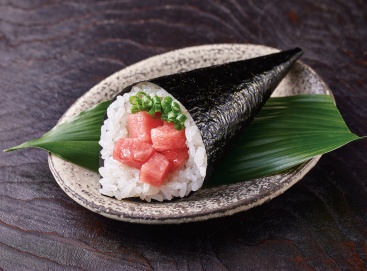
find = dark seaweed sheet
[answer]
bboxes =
[104,48,303,183]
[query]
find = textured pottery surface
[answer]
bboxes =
[49,44,330,224]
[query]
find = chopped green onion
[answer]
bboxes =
[161,114,168,121]
[141,95,150,103]
[153,95,161,104]
[148,107,156,116]
[167,111,176,122]
[154,104,162,112]
[129,91,186,130]
[176,113,187,123]
[171,102,180,113]
[161,96,172,108]
[142,101,152,107]
[174,122,183,130]
[142,96,153,110]
[131,105,140,113]
[129,96,138,105]
[164,106,172,113]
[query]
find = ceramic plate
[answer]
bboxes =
[49,44,331,224]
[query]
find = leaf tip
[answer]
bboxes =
[3,146,20,152]
[3,141,34,153]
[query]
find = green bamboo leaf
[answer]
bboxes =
[208,94,364,185]
[4,100,111,171]
[4,95,364,186]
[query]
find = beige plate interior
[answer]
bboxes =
[49,44,331,224]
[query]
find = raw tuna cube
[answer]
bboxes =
[161,148,189,172]
[151,124,186,151]
[128,111,163,142]
[113,138,155,169]
[163,121,173,126]
[140,152,170,187]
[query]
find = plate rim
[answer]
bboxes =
[49,43,332,224]
[49,156,322,224]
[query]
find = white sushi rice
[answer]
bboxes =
[98,82,207,202]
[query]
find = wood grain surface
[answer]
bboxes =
[1,0,366,270]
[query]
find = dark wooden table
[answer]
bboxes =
[1,1,366,270]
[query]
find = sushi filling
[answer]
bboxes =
[113,117,189,187]
[99,82,207,202]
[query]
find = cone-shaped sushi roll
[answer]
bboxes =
[99,48,303,201]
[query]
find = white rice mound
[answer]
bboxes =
[98,82,207,202]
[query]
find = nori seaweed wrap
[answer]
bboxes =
[99,48,303,201]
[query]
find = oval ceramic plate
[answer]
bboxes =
[49,44,331,224]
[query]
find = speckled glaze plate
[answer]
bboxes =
[49,44,331,224]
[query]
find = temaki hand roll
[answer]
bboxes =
[99,48,303,201]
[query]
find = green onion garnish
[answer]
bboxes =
[174,122,183,130]
[129,91,186,130]
[171,102,180,113]
[176,113,187,123]
[154,104,162,112]
[153,95,161,104]
[167,111,176,122]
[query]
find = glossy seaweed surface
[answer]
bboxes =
[115,48,303,181]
